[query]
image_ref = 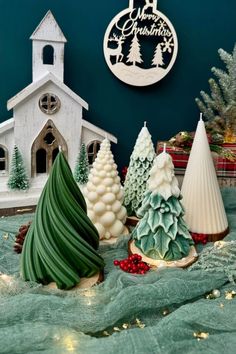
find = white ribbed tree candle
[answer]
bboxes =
[181,116,228,236]
[83,138,127,240]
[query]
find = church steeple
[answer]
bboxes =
[30,11,67,82]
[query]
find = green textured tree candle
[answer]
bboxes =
[132,146,194,261]
[21,152,104,290]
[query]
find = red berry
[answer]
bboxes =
[140,270,146,275]
[113,260,120,266]
[119,262,125,269]
[137,255,142,261]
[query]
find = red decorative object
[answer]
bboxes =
[113,254,150,274]
[121,166,128,184]
[157,142,236,178]
[190,232,208,245]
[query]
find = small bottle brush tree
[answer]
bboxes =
[74,143,89,185]
[123,123,155,217]
[132,146,194,261]
[8,145,29,190]
[83,138,127,240]
[195,44,236,143]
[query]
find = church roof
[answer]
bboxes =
[7,72,88,111]
[30,10,67,43]
[82,119,117,144]
[0,118,14,135]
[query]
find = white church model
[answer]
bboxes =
[0,11,116,208]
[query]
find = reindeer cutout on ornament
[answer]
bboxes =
[107,33,125,64]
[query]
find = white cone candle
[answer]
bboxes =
[181,116,228,237]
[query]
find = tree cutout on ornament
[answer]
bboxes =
[131,145,194,261]
[127,34,143,66]
[8,145,29,190]
[152,43,164,67]
[21,152,104,290]
[123,122,155,217]
[83,138,127,240]
[74,143,89,185]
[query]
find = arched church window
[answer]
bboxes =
[44,132,56,145]
[0,145,7,172]
[52,147,59,162]
[87,140,101,165]
[36,149,47,173]
[39,93,61,115]
[43,45,54,65]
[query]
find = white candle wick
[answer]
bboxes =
[200,112,203,121]
[59,145,62,152]
[163,143,166,153]
[144,121,147,127]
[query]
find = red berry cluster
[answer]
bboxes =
[191,232,208,245]
[114,254,150,274]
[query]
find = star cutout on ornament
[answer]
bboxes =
[161,37,174,53]
[158,20,166,30]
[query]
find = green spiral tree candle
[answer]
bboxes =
[21,152,104,290]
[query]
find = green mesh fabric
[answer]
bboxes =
[0,189,236,353]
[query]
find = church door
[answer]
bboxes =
[31,120,68,177]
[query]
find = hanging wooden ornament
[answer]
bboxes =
[103,0,178,86]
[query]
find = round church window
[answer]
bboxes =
[39,93,61,115]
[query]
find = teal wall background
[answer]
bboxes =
[0,0,236,170]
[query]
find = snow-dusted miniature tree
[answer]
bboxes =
[195,44,236,142]
[123,123,155,217]
[8,145,29,190]
[83,138,127,240]
[132,146,194,261]
[127,34,143,66]
[152,43,164,67]
[74,143,89,185]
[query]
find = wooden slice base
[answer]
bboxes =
[100,226,130,245]
[129,240,198,269]
[46,271,103,291]
[126,216,140,227]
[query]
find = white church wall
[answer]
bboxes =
[81,126,103,146]
[14,82,83,176]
